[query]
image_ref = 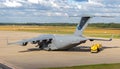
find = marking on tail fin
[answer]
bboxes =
[77,17,90,30]
[74,16,91,36]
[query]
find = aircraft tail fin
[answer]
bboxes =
[74,16,91,36]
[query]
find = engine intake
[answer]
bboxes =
[31,41,37,44]
[21,42,28,46]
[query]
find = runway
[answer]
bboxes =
[0,31,120,69]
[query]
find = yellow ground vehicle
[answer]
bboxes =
[91,44,102,53]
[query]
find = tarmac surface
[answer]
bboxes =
[0,63,12,69]
[0,31,120,69]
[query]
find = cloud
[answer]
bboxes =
[28,0,39,4]
[0,0,120,23]
[3,0,23,7]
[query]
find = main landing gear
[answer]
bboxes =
[37,39,52,51]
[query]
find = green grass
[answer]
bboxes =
[43,63,120,69]
[0,25,120,38]
[84,33,120,39]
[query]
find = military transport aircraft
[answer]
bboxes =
[8,16,112,51]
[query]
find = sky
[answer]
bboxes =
[0,0,120,23]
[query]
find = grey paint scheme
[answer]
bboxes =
[8,16,112,51]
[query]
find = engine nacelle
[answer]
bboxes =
[89,39,94,41]
[21,42,28,46]
[31,41,37,44]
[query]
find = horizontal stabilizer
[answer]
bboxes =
[88,35,113,41]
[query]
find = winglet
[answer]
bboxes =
[6,38,13,45]
[6,37,9,46]
[109,35,114,41]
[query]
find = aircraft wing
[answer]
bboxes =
[8,35,54,46]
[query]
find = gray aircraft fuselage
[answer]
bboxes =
[40,34,87,50]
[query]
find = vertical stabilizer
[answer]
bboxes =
[74,16,91,36]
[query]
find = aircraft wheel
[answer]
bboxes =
[48,48,51,51]
[44,47,51,51]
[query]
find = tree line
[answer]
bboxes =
[0,23,120,28]
[0,23,77,26]
[88,23,120,28]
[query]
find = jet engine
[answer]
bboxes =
[21,42,28,46]
[31,41,37,44]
